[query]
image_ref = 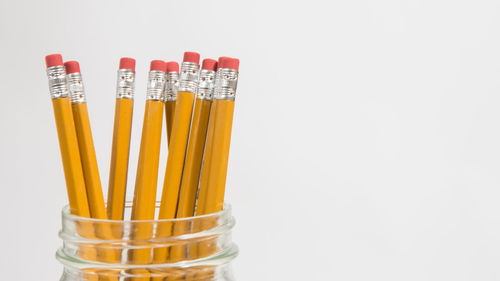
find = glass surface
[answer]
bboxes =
[57,202,237,281]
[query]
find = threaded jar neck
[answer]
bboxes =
[57,202,238,280]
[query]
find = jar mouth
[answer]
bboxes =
[62,201,231,223]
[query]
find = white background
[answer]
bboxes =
[1,0,500,280]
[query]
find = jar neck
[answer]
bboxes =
[57,203,237,270]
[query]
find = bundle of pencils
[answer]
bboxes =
[44,52,240,266]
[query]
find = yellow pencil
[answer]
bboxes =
[130,60,167,266]
[64,61,120,275]
[64,61,107,220]
[45,54,90,218]
[164,61,179,144]
[195,57,239,262]
[153,52,200,264]
[45,55,98,268]
[195,57,239,215]
[107,58,136,221]
[176,58,217,219]
[169,59,217,261]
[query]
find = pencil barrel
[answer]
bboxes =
[165,100,176,143]
[107,98,134,221]
[51,98,90,218]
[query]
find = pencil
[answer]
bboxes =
[154,52,200,264]
[107,58,135,221]
[195,57,239,261]
[175,59,217,219]
[45,55,99,266]
[169,59,217,261]
[164,61,179,144]
[64,61,120,271]
[195,57,239,215]
[130,60,167,265]
[45,54,90,218]
[64,61,107,220]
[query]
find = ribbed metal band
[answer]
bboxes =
[46,65,69,99]
[214,68,239,101]
[116,69,135,99]
[146,70,166,101]
[178,61,199,93]
[164,72,179,102]
[66,72,86,103]
[197,69,216,100]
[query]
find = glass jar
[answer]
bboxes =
[56,202,238,281]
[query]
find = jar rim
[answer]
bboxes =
[62,201,231,223]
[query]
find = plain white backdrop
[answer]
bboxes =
[1,0,500,280]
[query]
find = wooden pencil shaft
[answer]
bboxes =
[176,98,212,218]
[130,100,164,264]
[187,101,217,262]
[52,97,91,218]
[152,91,195,264]
[52,97,108,267]
[165,100,176,144]
[194,101,217,216]
[203,100,235,214]
[194,99,234,261]
[71,102,107,219]
[131,100,164,221]
[107,98,134,220]
[158,91,196,220]
[169,98,212,261]
[70,95,120,266]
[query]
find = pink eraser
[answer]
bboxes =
[166,61,179,73]
[45,54,64,68]
[202,59,217,71]
[64,61,80,74]
[119,57,136,71]
[183,52,200,64]
[150,60,167,72]
[218,57,240,71]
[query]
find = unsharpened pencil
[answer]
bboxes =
[154,52,200,264]
[107,58,136,221]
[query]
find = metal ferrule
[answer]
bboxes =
[116,69,135,99]
[146,70,166,101]
[46,65,69,99]
[214,68,239,101]
[178,62,200,93]
[196,69,216,100]
[66,72,86,103]
[164,72,179,102]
